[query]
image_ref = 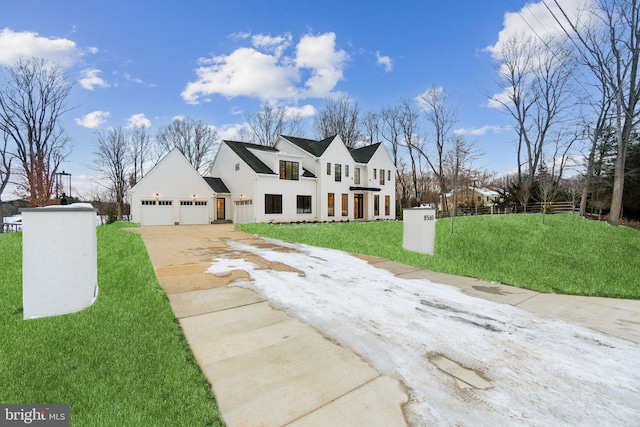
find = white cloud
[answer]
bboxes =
[0,28,82,67]
[215,123,253,141]
[285,104,316,118]
[126,113,151,129]
[376,51,393,72]
[79,68,110,90]
[485,0,587,61]
[182,32,348,104]
[454,125,512,136]
[74,111,110,129]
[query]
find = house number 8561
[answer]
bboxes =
[423,214,435,221]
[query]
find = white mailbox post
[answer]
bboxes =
[22,203,98,320]
[402,208,436,255]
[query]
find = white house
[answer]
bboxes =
[129,135,397,226]
[129,148,230,226]
[210,135,397,224]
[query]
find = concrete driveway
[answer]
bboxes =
[133,224,408,427]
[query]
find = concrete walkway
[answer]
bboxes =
[134,224,640,426]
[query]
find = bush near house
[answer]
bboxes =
[239,214,640,299]
[0,222,224,426]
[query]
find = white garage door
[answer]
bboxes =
[140,200,174,226]
[234,200,253,224]
[179,200,209,225]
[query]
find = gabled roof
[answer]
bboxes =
[302,168,315,178]
[204,177,230,193]
[224,140,277,174]
[349,142,382,163]
[281,135,336,157]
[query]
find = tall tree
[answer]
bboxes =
[446,134,480,233]
[129,125,152,187]
[490,34,576,187]
[549,0,640,225]
[0,133,12,228]
[92,127,130,221]
[245,101,302,146]
[0,58,73,206]
[361,110,381,146]
[416,85,459,215]
[313,95,362,147]
[155,116,219,174]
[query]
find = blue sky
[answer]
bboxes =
[1,0,583,198]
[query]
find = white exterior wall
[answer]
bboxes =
[367,145,397,220]
[255,174,317,223]
[209,143,260,223]
[316,137,356,221]
[130,149,215,225]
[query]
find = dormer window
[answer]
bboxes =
[279,160,299,180]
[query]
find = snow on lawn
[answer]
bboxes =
[207,239,640,426]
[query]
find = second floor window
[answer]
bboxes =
[354,168,361,185]
[335,164,342,182]
[380,169,385,185]
[279,160,299,180]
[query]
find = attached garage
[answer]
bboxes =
[179,200,209,225]
[234,199,253,224]
[140,200,174,226]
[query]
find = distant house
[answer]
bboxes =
[445,186,501,208]
[129,134,397,226]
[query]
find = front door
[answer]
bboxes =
[216,198,225,220]
[354,194,364,219]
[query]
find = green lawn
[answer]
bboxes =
[0,222,224,426]
[239,214,640,299]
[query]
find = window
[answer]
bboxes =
[195,201,207,206]
[345,165,349,177]
[380,169,385,185]
[385,196,390,216]
[354,168,361,185]
[328,193,335,216]
[327,162,331,175]
[342,194,348,216]
[373,168,377,179]
[374,195,380,216]
[335,164,342,182]
[265,194,282,214]
[388,170,391,181]
[141,200,156,206]
[279,160,299,180]
[158,200,172,206]
[180,201,193,206]
[297,195,312,214]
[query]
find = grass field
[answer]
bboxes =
[0,222,224,426]
[239,214,640,299]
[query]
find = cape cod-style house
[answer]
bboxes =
[129,134,396,225]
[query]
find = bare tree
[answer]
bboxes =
[446,135,480,233]
[398,98,422,205]
[92,127,131,221]
[129,125,152,187]
[313,95,362,147]
[245,101,302,146]
[548,0,640,225]
[155,116,219,174]
[416,85,459,215]
[361,110,381,146]
[490,35,576,187]
[0,58,73,206]
[537,162,557,224]
[0,133,13,228]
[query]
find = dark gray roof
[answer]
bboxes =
[349,142,381,163]
[204,177,230,193]
[281,135,336,157]
[302,168,315,178]
[224,140,277,174]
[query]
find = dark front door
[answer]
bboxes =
[216,198,225,220]
[354,194,364,219]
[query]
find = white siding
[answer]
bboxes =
[130,149,214,225]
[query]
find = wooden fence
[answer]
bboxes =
[440,201,577,218]
[0,222,21,233]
